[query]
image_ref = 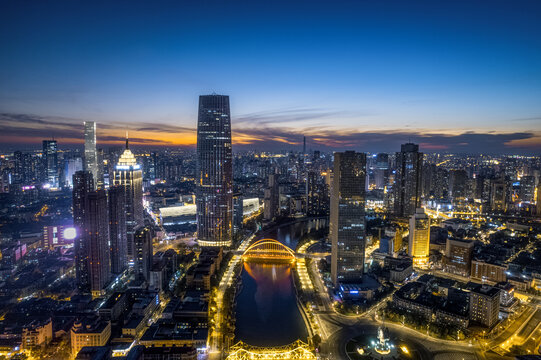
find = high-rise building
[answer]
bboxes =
[233,192,244,234]
[490,177,507,212]
[84,121,99,187]
[42,140,58,188]
[134,225,153,282]
[263,174,280,221]
[408,208,430,268]
[73,171,94,292]
[306,171,329,216]
[331,151,366,286]
[394,143,423,218]
[196,94,233,247]
[108,185,127,274]
[469,285,500,328]
[84,189,110,297]
[113,137,143,260]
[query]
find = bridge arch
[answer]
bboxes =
[242,239,296,262]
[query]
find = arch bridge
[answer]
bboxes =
[242,239,296,263]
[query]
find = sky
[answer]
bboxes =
[1,0,541,153]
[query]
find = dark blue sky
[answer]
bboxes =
[1,0,540,153]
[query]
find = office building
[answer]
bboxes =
[42,140,58,188]
[109,185,127,274]
[84,121,99,186]
[443,238,474,276]
[113,137,143,260]
[196,94,233,247]
[134,225,153,282]
[73,170,94,292]
[408,208,430,268]
[331,151,366,286]
[394,143,423,218]
[469,285,500,328]
[306,170,329,216]
[490,177,507,212]
[263,173,280,221]
[84,189,110,297]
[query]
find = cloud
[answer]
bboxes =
[0,112,540,154]
[234,107,367,126]
[509,116,541,122]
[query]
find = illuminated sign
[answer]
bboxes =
[63,227,77,240]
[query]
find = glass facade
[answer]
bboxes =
[331,151,366,286]
[196,95,233,247]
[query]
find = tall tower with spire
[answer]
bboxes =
[113,135,143,260]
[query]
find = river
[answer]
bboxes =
[234,218,327,346]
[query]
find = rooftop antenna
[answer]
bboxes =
[125,131,129,149]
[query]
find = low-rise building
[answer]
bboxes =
[71,317,111,357]
[21,318,53,349]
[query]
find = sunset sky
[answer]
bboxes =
[1,0,540,153]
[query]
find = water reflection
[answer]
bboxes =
[234,219,326,346]
[235,262,307,346]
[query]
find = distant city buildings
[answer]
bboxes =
[196,94,233,247]
[331,151,366,286]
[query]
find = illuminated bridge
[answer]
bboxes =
[226,340,316,360]
[242,239,296,263]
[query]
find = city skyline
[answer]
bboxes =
[1,1,541,154]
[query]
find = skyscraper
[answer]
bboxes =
[42,140,58,188]
[73,170,94,292]
[134,225,153,282]
[196,94,233,247]
[113,137,143,260]
[306,171,329,216]
[394,143,423,218]
[408,208,430,268]
[331,151,366,286]
[84,189,110,297]
[108,185,127,274]
[84,121,99,187]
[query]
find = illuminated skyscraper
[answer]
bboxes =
[108,185,127,274]
[394,143,423,218]
[331,151,366,286]
[84,121,99,187]
[408,208,430,268]
[73,170,94,292]
[42,140,58,187]
[113,137,143,260]
[196,95,233,247]
[84,189,110,297]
